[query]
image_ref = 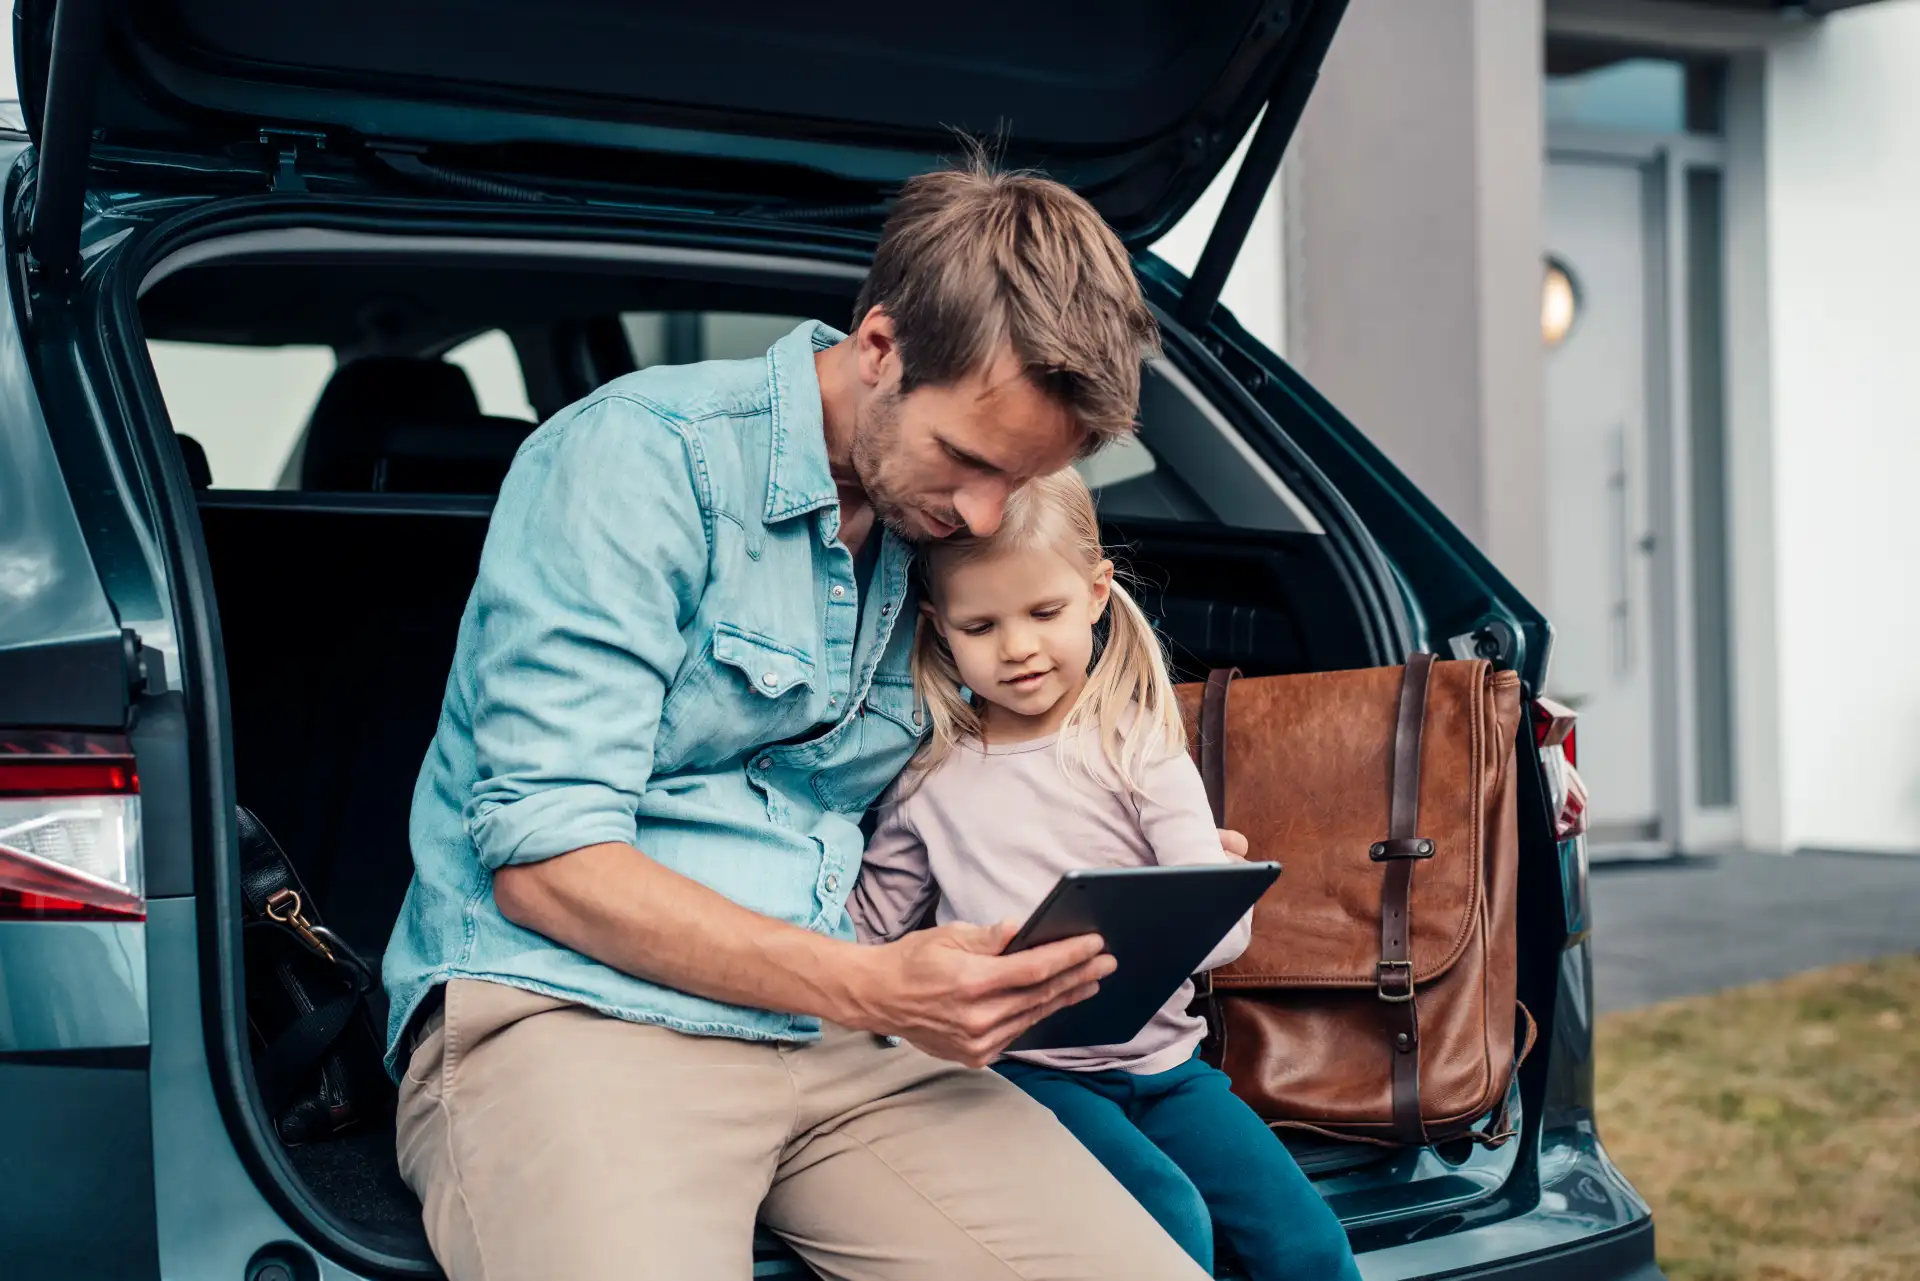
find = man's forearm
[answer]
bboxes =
[492,841,877,1026]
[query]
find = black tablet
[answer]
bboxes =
[1002,862,1281,1052]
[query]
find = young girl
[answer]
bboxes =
[849,470,1361,1281]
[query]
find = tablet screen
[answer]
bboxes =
[1003,862,1279,1052]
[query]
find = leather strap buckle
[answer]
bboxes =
[1369,838,1434,861]
[1376,959,1415,1003]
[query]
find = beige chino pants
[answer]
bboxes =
[396,978,1209,1281]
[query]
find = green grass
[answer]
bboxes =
[1595,953,1920,1281]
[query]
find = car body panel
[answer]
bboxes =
[18,0,1344,246]
[0,921,149,1051]
[0,176,128,727]
[145,896,379,1281]
[0,1051,161,1279]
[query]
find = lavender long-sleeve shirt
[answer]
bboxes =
[849,730,1252,1075]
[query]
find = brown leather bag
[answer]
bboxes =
[1176,654,1535,1148]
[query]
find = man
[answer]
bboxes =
[385,161,1224,1280]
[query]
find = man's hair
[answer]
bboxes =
[853,154,1161,450]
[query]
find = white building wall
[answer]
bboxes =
[1766,0,1920,852]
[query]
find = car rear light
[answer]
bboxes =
[0,734,143,922]
[1532,698,1587,841]
[1532,696,1575,762]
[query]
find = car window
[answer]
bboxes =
[623,312,812,367]
[147,340,336,489]
[1077,434,1217,524]
[445,330,536,420]
[612,315,1309,531]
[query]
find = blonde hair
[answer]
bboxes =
[854,148,1161,451]
[909,469,1185,793]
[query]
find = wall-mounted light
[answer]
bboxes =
[1542,255,1580,348]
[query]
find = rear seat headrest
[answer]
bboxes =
[176,433,214,489]
[301,357,527,493]
[313,357,480,427]
[374,417,537,495]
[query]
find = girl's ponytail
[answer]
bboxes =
[1060,575,1184,794]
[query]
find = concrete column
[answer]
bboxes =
[1765,0,1920,853]
[1282,0,1549,602]
[1722,52,1786,853]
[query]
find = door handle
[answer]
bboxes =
[1609,424,1632,678]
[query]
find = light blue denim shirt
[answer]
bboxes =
[381,321,924,1074]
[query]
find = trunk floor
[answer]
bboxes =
[286,1123,429,1254]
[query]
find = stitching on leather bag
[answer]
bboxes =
[1470,888,1496,1116]
[1420,671,1526,1132]
[1470,672,1526,1119]
[1438,676,1522,1128]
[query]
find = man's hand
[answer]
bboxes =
[840,921,1115,1068]
[1218,828,1249,859]
[496,842,1117,1069]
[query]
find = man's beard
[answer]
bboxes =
[851,388,959,543]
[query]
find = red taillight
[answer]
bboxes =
[0,734,144,923]
[1531,698,1587,840]
[0,760,138,796]
[1532,696,1576,757]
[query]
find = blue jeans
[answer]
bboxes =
[996,1056,1362,1281]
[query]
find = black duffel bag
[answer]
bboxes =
[238,806,392,1145]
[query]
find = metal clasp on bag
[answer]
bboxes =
[1375,959,1415,1003]
[265,889,336,962]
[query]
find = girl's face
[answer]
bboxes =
[925,543,1114,739]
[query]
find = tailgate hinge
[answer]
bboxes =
[1447,617,1519,668]
[260,128,327,194]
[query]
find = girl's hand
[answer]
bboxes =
[1217,828,1249,859]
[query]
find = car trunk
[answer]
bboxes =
[112,205,1523,1271]
[190,496,1395,1267]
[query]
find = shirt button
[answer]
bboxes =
[830,585,846,600]
[825,874,839,892]
[881,604,893,617]
[761,672,779,688]
[829,695,839,706]
[755,757,772,771]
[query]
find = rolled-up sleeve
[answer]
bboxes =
[463,398,708,870]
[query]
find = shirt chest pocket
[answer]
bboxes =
[658,621,819,769]
[809,675,924,814]
[712,623,814,699]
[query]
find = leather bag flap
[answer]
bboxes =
[1177,661,1523,989]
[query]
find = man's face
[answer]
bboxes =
[849,317,1083,543]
